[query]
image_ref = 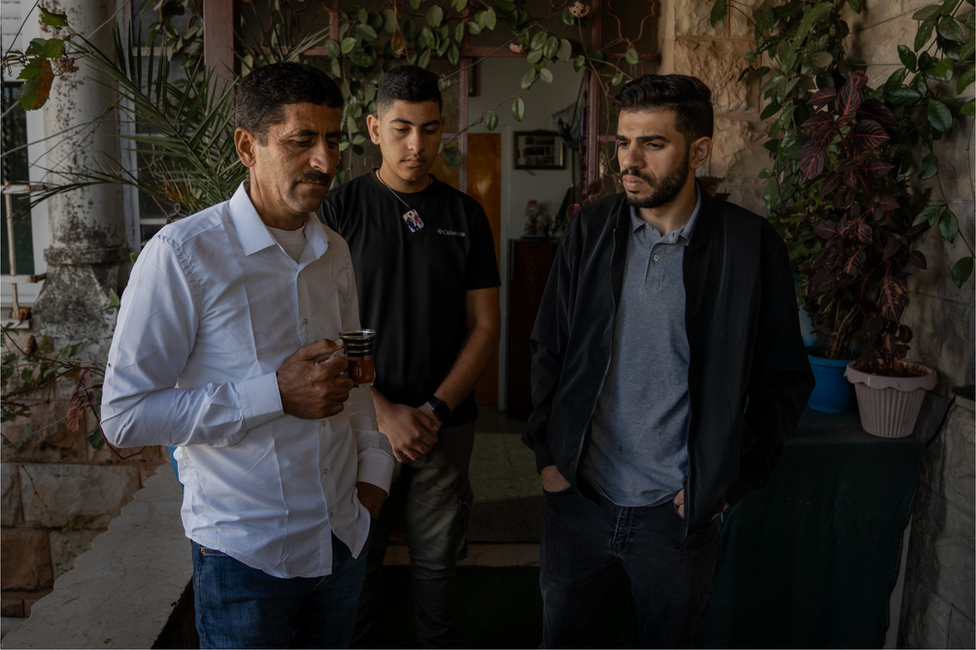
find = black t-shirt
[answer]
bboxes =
[319,171,500,426]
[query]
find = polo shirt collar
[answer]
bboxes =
[628,186,702,244]
[229,181,331,258]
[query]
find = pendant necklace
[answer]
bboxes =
[376,169,430,233]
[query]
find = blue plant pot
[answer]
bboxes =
[807,350,858,414]
[166,444,183,487]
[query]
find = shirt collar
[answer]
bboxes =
[229,181,331,259]
[628,186,702,244]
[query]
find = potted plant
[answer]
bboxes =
[797,71,936,437]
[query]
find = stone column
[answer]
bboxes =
[31,0,128,356]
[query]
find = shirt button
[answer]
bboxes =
[322,467,328,475]
[302,318,308,325]
[653,254,660,262]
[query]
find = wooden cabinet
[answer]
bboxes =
[507,239,558,419]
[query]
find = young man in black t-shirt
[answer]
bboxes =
[319,65,501,648]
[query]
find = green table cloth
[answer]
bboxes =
[695,408,923,648]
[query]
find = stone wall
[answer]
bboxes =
[900,398,976,647]
[1,328,166,618]
[658,0,770,214]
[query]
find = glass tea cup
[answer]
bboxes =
[337,329,376,387]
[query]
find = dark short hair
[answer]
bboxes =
[614,74,714,141]
[376,65,443,114]
[235,62,343,142]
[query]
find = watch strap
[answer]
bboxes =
[427,397,452,423]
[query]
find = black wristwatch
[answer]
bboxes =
[427,397,452,423]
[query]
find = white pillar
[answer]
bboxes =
[32,0,128,355]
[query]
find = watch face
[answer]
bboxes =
[430,399,450,422]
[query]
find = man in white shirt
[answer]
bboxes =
[100,62,394,649]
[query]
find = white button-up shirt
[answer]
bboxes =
[101,182,394,579]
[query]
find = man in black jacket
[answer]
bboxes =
[523,74,814,648]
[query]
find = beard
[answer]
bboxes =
[622,148,690,210]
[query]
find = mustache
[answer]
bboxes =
[621,168,654,184]
[298,170,332,185]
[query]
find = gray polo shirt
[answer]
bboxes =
[581,192,700,507]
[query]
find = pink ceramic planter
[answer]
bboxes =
[844,361,937,438]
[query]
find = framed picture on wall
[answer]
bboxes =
[514,131,564,170]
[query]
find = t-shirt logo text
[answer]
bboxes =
[437,229,467,237]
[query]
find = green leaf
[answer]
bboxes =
[544,36,559,60]
[760,101,782,121]
[357,24,378,40]
[540,67,554,83]
[527,49,543,64]
[455,0,468,10]
[913,204,940,226]
[562,8,576,25]
[574,54,587,72]
[919,153,939,179]
[929,58,954,81]
[961,98,975,115]
[409,0,422,9]
[916,15,937,51]
[325,39,341,58]
[341,37,358,54]
[557,39,573,62]
[350,52,373,68]
[495,0,517,12]
[898,44,917,71]
[520,67,538,89]
[847,0,862,12]
[485,8,497,29]
[383,9,398,33]
[625,48,639,65]
[329,58,341,78]
[928,99,953,132]
[959,37,975,63]
[512,97,525,122]
[418,48,431,69]
[937,16,963,41]
[887,86,923,106]
[612,72,624,86]
[756,6,775,33]
[809,51,833,68]
[759,168,774,179]
[39,7,69,28]
[710,0,727,26]
[939,207,958,242]
[958,65,975,93]
[485,111,499,131]
[912,5,940,20]
[810,2,833,21]
[448,44,460,66]
[531,31,547,51]
[404,19,418,42]
[952,256,974,287]
[41,38,65,59]
[427,5,444,28]
[467,22,482,35]
[443,146,462,167]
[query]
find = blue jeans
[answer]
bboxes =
[540,486,721,648]
[192,533,367,649]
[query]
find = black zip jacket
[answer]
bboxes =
[523,187,815,531]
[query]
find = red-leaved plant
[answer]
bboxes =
[798,71,929,375]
